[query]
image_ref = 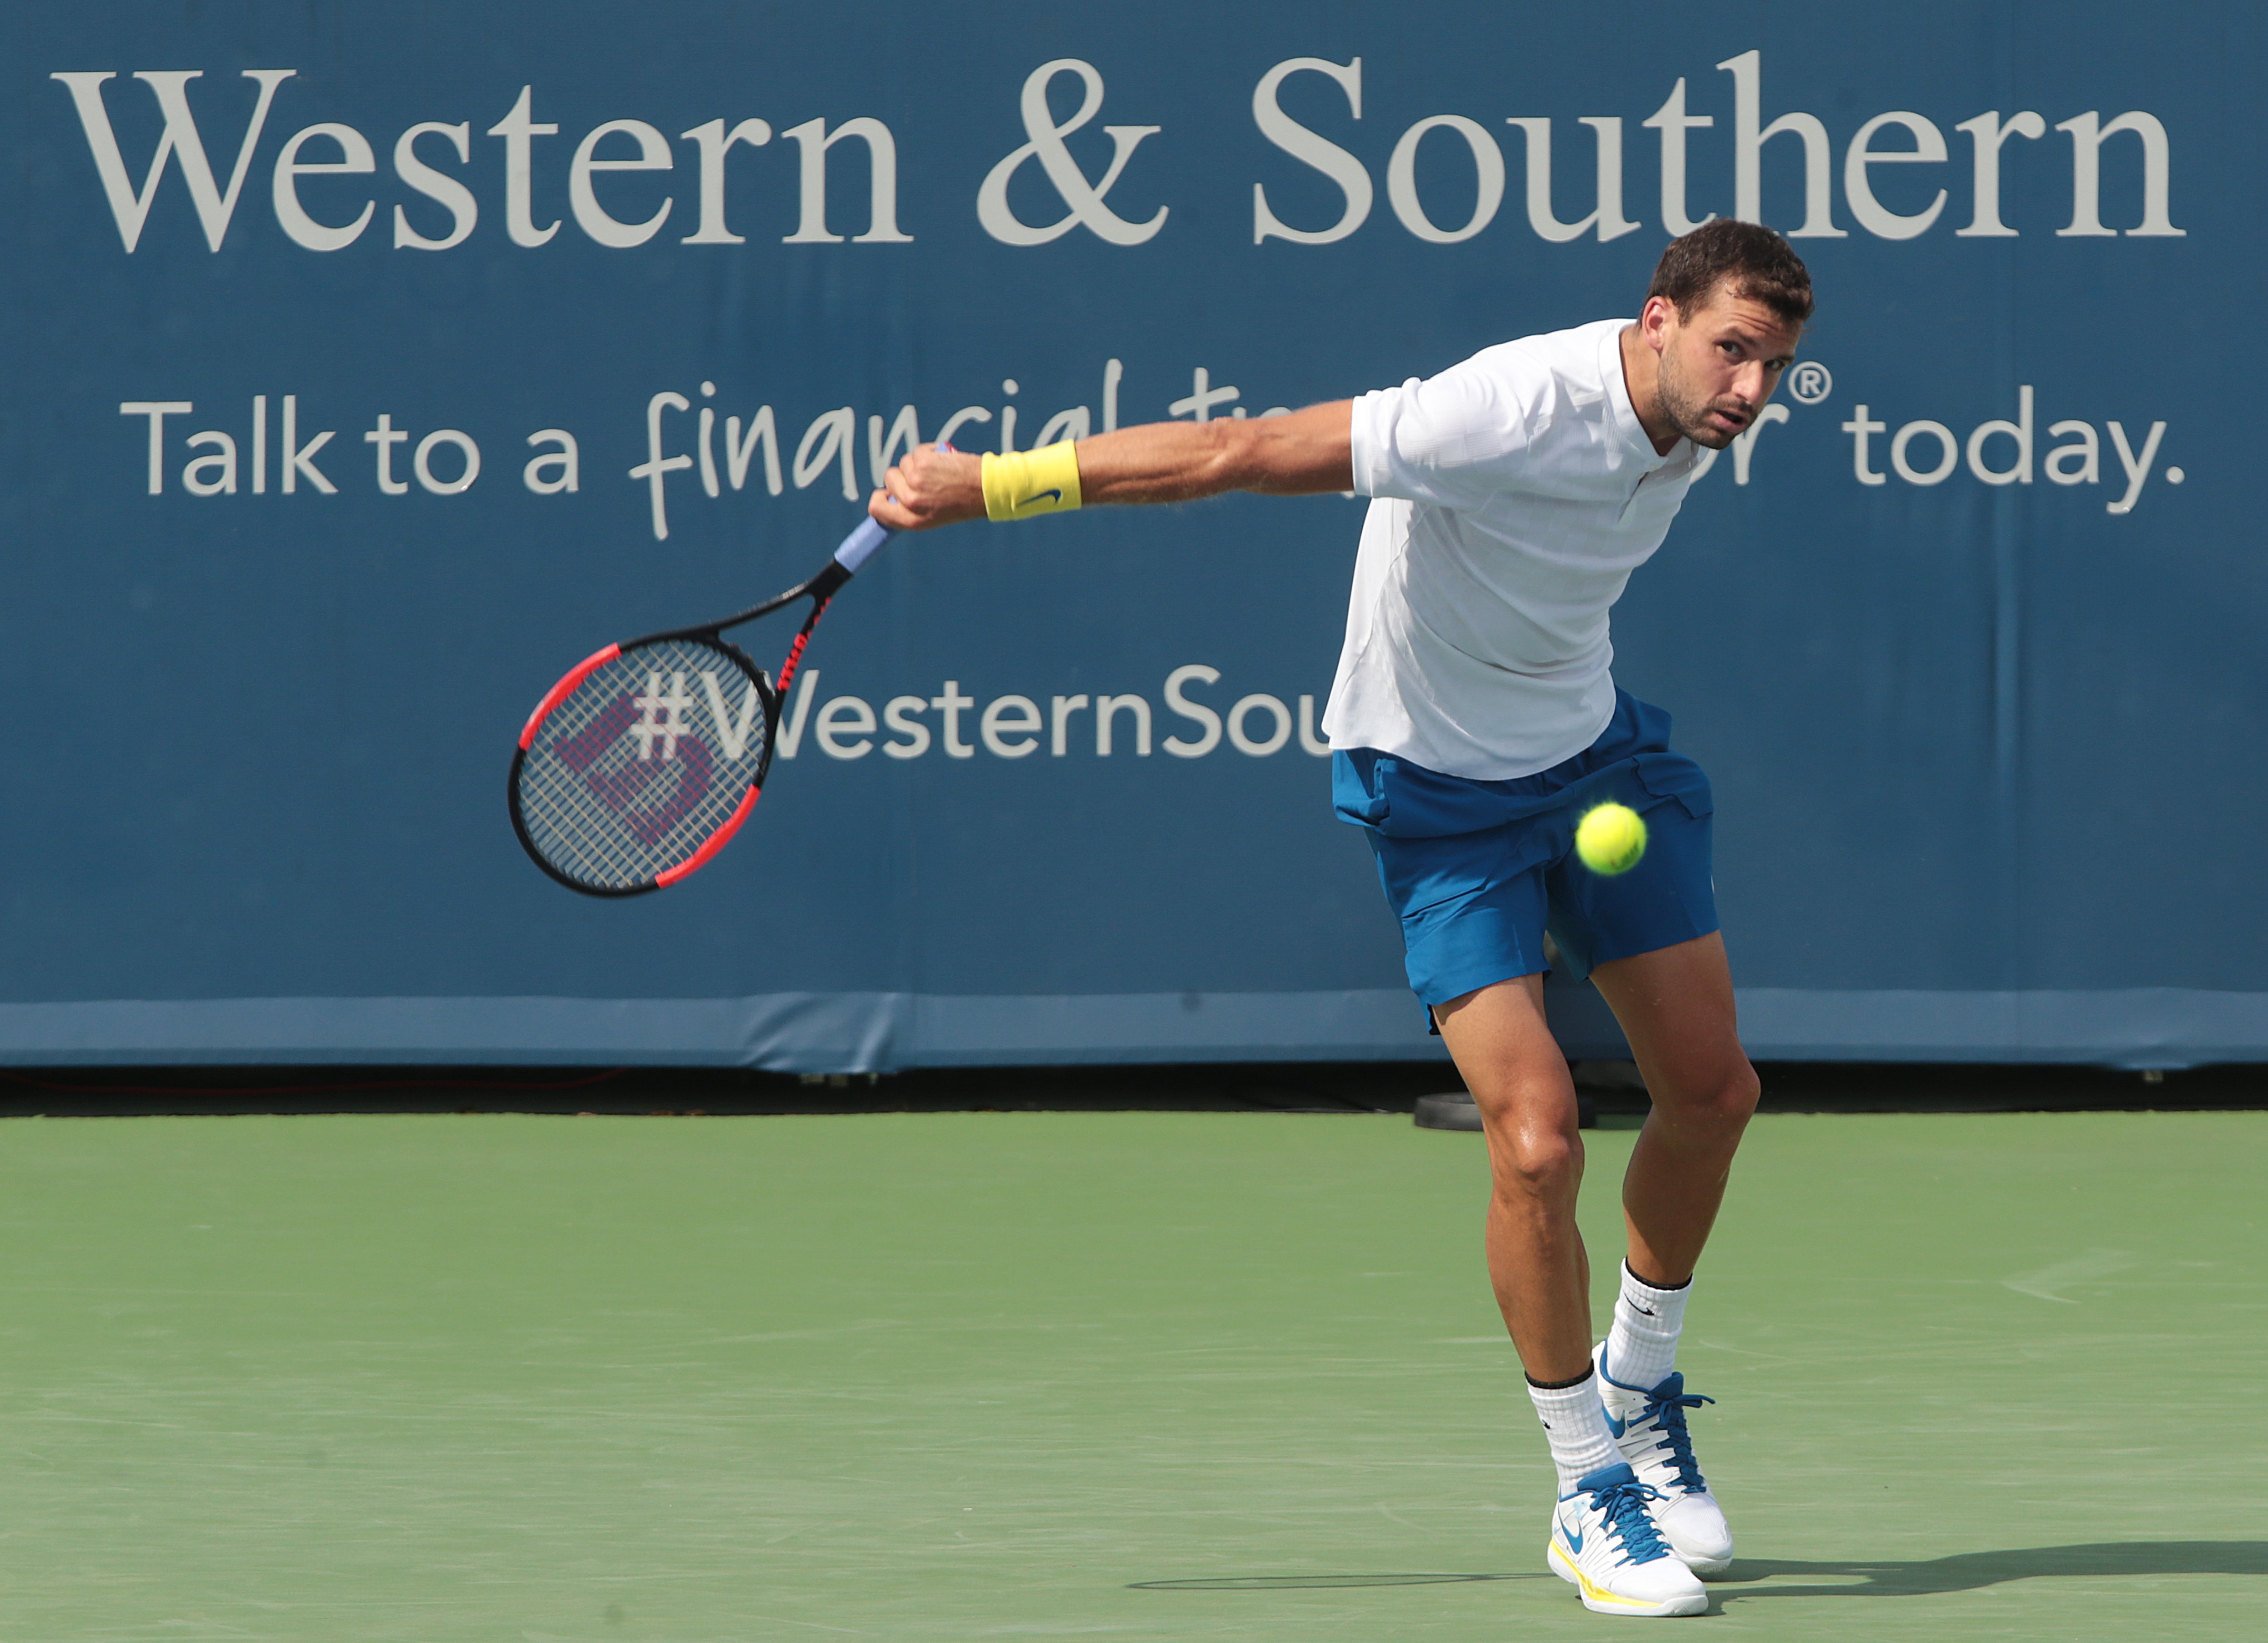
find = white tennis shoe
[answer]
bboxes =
[1596,1343,1735,1578]
[1547,1462,1708,1617]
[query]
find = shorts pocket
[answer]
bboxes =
[1630,751,1714,820]
[1374,822,1557,921]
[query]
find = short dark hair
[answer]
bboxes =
[1646,220,1814,326]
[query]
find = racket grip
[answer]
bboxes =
[833,516,891,576]
[834,443,947,577]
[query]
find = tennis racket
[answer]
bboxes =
[508,513,892,896]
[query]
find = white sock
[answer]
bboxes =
[1603,1262,1691,1391]
[1527,1370,1621,1492]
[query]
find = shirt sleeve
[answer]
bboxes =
[1349,342,1547,512]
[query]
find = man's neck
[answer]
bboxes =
[1618,324,1682,456]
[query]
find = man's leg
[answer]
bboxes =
[1433,973,1592,1380]
[1582,929,1759,1579]
[1587,931,1761,1288]
[1436,972,1709,1617]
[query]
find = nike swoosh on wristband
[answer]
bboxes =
[1017,487,1063,508]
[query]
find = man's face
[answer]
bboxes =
[1646,282,1805,449]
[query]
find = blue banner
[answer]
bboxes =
[2,3,2259,1068]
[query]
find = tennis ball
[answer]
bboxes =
[1575,802,1647,875]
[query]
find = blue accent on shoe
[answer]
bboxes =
[1569,1461,1636,1496]
[1569,1462,1675,1567]
[1630,1372,1715,1495]
[1597,1346,1634,1434]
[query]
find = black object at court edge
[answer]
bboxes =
[1414,1089,1597,1130]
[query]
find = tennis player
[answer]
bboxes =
[872,220,1811,1619]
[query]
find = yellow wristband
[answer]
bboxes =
[981,441,1084,522]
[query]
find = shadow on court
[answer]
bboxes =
[1715,1540,2268,1601]
[1130,1573,1545,1589]
[1129,1542,2268,1598]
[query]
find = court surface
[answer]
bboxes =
[0,1106,2259,1640]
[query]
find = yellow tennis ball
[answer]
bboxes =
[1575,802,1647,875]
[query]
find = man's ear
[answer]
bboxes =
[1638,294,1675,353]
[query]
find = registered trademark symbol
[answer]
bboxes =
[1788,362,1833,405]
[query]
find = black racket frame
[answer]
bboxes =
[507,557,853,898]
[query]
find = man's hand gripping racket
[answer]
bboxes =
[508,511,896,896]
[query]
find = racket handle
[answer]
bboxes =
[832,442,948,577]
[833,515,891,576]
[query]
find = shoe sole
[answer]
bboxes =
[1548,1538,1708,1617]
[1661,1504,1734,1580]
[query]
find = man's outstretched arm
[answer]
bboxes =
[868,400,1354,531]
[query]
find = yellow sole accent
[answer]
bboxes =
[1548,1535,1703,1615]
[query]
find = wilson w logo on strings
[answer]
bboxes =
[542,667,762,847]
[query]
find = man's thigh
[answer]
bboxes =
[1433,973,1575,1112]
[1588,932,1752,1107]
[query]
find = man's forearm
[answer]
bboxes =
[871,399,1352,531]
[1077,401,1353,504]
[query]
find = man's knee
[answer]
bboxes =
[1485,1115,1584,1201]
[1710,1058,1761,1124]
[1655,1057,1760,1131]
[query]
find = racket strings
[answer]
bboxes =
[515,638,773,891]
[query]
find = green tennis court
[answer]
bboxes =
[1,1106,2260,1639]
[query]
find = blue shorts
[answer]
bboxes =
[1332,690,1718,1013]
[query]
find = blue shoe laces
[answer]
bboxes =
[1588,1475,1675,1566]
[1635,1376,1715,1494]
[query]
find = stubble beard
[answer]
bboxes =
[1658,353,1747,450]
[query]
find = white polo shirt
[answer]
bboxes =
[1322,317,1703,781]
